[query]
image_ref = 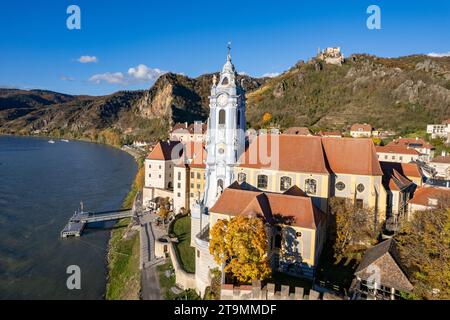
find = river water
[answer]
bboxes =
[0,136,137,299]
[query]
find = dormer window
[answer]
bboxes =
[428,198,438,206]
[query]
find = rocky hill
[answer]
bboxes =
[246,54,450,133]
[1,54,450,144]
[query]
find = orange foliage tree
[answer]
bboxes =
[262,112,273,126]
[209,216,271,283]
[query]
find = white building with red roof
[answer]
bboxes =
[376,145,420,163]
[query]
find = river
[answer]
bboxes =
[0,136,137,299]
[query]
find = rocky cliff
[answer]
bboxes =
[1,54,449,142]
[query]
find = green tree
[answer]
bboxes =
[330,197,380,260]
[395,196,450,300]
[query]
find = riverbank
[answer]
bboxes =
[105,161,145,300]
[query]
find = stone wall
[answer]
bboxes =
[168,241,196,289]
[220,280,342,300]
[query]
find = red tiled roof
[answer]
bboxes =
[380,162,423,179]
[175,142,207,168]
[387,138,434,150]
[409,187,450,206]
[431,155,450,164]
[209,187,325,229]
[321,137,383,176]
[350,123,372,132]
[318,130,342,137]
[171,122,207,134]
[147,141,182,161]
[238,135,329,174]
[283,127,311,136]
[238,135,382,176]
[376,145,420,155]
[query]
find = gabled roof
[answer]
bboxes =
[388,169,414,191]
[380,161,423,179]
[209,187,325,229]
[321,137,383,176]
[147,140,182,161]
[355,239,413,292]
[283,185,307,197]
[408,186,450,206]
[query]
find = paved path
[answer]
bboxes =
[135,192,163,300]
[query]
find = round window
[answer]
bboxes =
[335,181,345,191]
[357,183,365,193]
[218,148,224,154]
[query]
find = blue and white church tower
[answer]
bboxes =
[191,45,246,295]
[203,45,246,208]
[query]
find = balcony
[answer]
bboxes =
[195,223,210,248]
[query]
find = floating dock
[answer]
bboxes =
[61,203,132,238]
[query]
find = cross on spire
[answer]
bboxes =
[227,42,232,61]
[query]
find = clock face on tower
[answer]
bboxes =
[217,93,228,107]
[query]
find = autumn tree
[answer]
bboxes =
[261,112,273,127]
[395,196,450,300]
[330,197,380,260]
[209,216,272,284]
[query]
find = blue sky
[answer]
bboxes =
[0,0,449,96]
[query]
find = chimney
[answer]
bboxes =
[185,122,188,128]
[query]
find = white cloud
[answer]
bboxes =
[238,71,248,76]
[428,52,450,58]
[78,55,98,63]
[89,64,165,86]
[261,72,280,78]
[60,75,75,82]
[89,72,126,85]
[128,64,165,82]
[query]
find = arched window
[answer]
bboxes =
[280,176,292,191]
[221,77,229,85]
[238,172,246,183]
[237,110,240,127]
[305,179,317,195]
[257,175,268,189]
[219,109,226,125]
[274,234,282,249]
[217,179,224,189]
[167,182,173,189]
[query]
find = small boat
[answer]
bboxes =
[61,139,69,143]
[48,140,55,144]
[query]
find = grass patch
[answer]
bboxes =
[156,261,200,300]
[105,219,141,300]
[172,216,195,273]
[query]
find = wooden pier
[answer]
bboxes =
[61,203,132,238]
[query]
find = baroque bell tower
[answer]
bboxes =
[190,45,246,296]
[202,44,246,208]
